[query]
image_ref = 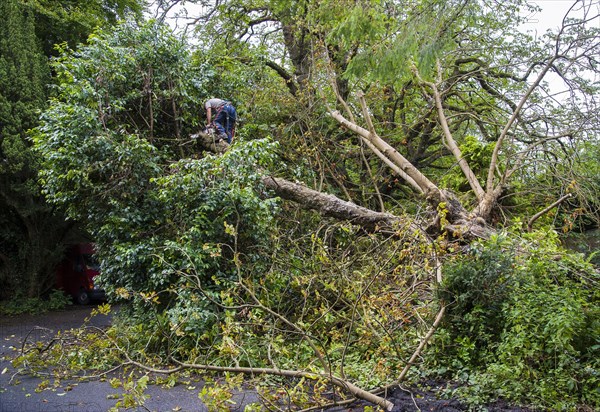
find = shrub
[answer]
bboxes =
[430,231,599,410]
[0,289,72,315]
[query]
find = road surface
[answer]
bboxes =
[0,305,256,412]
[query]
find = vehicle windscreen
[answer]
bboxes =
[82,254,100,271]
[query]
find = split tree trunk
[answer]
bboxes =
[192,131,491,240]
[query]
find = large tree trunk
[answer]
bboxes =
[193,132,491,240]
[262,176,409,233]
[264,176,491,240]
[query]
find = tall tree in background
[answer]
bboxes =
[0,0,61,299]
[0,0,143,300]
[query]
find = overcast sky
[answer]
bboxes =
[158,1,588,36]
[520,0,583,33]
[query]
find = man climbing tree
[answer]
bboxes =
[205,98,237,143]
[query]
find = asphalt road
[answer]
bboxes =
[0,305,256,412]
[0,306,534,412]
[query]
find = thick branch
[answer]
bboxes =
[364,138,423,193]
[262,176,407,233]
[325,64,422,194]
[329,110,438,195]
[193,133,488,240]
[103,320,395,410]
[172,361,394,410]
[355,92,423,193]
[265,60,298,96]
[190,130,230,152]
[190,132,405,231]
[413,63,485,201]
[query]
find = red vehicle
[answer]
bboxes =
[56,243,105,305]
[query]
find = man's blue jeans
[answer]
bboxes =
[214,104,237,143]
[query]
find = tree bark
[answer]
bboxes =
[262,176,410,233]
[413,64,485,201]
[192,133,491,240]
[329,110,439,195]
[190,130,231,152]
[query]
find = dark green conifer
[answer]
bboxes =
[0,0,60,299]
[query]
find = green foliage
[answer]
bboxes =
[21,0,144,57]
[34,20,210,222]
[0,289,72,315]
[438,239,514,367]
[0,0,72,299]
[315,0,390,56]
[0,0,48,141]
[430,232,599,409]
[564,229,600,267]
[10,215,442,405]
[99,138,280,339]
[440,136,494,193]
[50,21,209,146]
[107,374,150,411]
[34,20,282,344]
[0,0,145,301]
[198,373,243,411]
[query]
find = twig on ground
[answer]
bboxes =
[398,384,422,412]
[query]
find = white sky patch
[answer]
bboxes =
[520,1,576,33]
[519,1,600,98]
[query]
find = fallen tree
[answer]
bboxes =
[194,129,491,241]
[31,5,600,408]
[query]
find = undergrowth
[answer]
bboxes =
[0,289,72,315]
[10,228,599,410]
[428,230,599,410]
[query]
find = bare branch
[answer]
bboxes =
[172,360,394,410]
[412,63,485,201]
[364,139,424,194]
[504,132,576,181]
[527,193,572,232]
[265,60,298,96]
[192,135,489,240]
[356,92,386,211]
[262,176,411,233]
[487,60,558,192]
[357,92,377,137]
[328,110,438,195]
[396,306,445,382]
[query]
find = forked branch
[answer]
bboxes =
[412,62,485,201]
[328,109,438,195]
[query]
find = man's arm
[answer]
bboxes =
[206,107,212,125]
